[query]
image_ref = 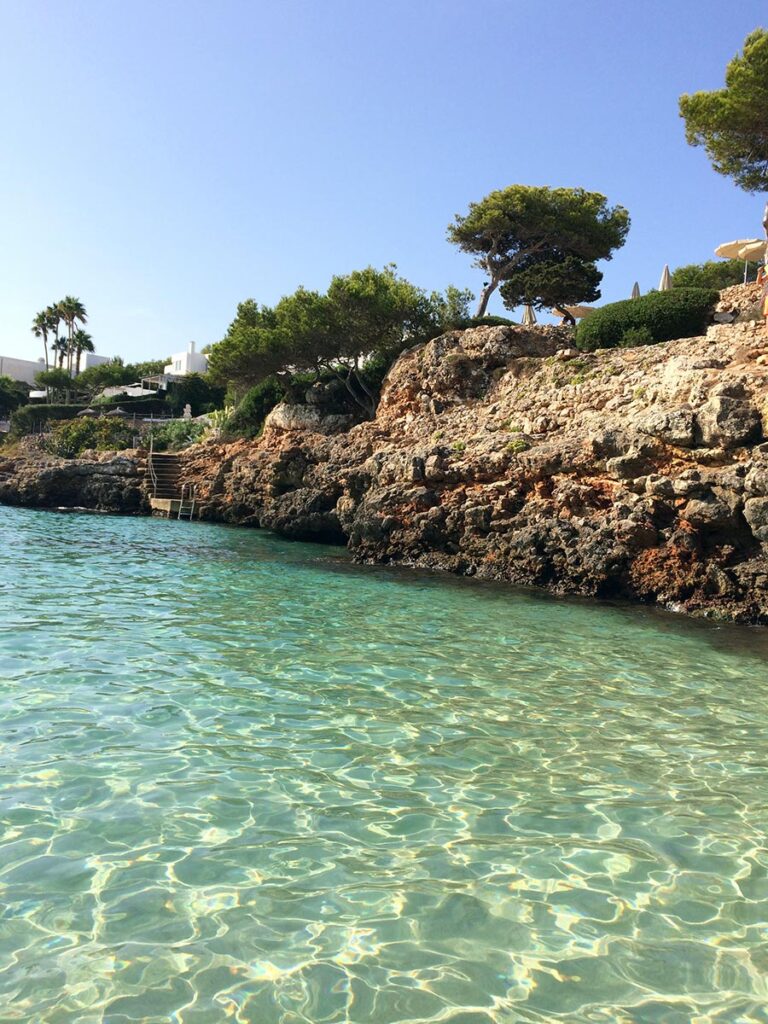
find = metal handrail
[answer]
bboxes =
[147,434,159,497]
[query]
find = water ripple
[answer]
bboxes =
[1,506,768,1022]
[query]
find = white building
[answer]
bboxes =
[77,351,111,374]
[0,351,111,383]
[164,342,208,377]
[0,355,46,385]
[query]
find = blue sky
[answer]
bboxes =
[0,0,763,363]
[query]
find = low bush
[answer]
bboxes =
[575,288,719,352]
[42,418,136,458]
[671,259,758,290]
[11,397,170,436]
[452,315,517,329]
[619,326,655,348]
[148,420,207,451]
[10,404,84,435]
[223,377,286,439]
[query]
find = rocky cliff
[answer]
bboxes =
[4,293,768,623]
[0,444,147,513]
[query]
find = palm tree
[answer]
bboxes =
[31,310,54,370]
[71,330,94,375]
[44,303,65,369]
[56,296,87,374]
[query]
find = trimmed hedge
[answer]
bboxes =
[11,397,170,436]
[10,405,84,434]
[575,288,720,351]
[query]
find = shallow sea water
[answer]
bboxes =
[1,505,768,1023]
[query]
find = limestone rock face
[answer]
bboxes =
[264,403,355,436]
[0,446,146,512]
[6,291,768,623]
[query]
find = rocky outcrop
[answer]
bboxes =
[0,444,147,512]
[178,316,768,623]
[6,309,768,623]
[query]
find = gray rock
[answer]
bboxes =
[638,407,696,448]
[744,498,768,543]
[695,396,763,449]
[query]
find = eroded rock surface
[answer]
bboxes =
[176,316,768,622]
[5,307,768,622]
[0,443,147,513]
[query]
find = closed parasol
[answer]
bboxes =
[659,265,672,291]
[631,282,641,299]
[521,303,537,326]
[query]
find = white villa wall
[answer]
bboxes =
[1,351,110,384]
[77,352,111,373]
[0,355,46,385]
[164,342,208,376]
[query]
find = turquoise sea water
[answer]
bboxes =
[2,506,768,1023]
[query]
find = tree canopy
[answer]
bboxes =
[670,259,757,290]
[679,29,768,193]
[0,376,29,417]
[208,267,459,416]
[446,185,629,317]
[30,297,90,375]
[499,254,603,324]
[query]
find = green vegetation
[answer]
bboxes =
[9,398,165,438]
[0,377,29,417]
[33,368,74,403]
[680,29,768,192]
[507,438,530,453]
[446,185,629,317]
[670,259,757,290]
[42,418,136,458]
[30,297,89,374]
[575,289,719,351]
[75,359,167,398]
[209,266,468,418]
[148,420,207,451]
[500,256,602,325]
[619,327,656,348]
[222,378,286,439]
[163,373,226,416]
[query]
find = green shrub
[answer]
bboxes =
[223,377,285,439]
[10,398,170,437]
[42,418,136,458]
[619,326,655,348]
[0,376,29,417]
[507,438,530,453]
[10,404,84,436]
[575,288,719,352]
[453,315,517,329]
[165,373,226,416]
[671,259,758,290]
[148,420,207,451]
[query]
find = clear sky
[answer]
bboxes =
[0,0,763,363]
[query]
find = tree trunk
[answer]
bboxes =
[474,280,497,318]
[554,304,576,327]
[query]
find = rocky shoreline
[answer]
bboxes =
[4,295,768,624]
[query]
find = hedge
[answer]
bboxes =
[575,288,720,352]
[11,397,170,436]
